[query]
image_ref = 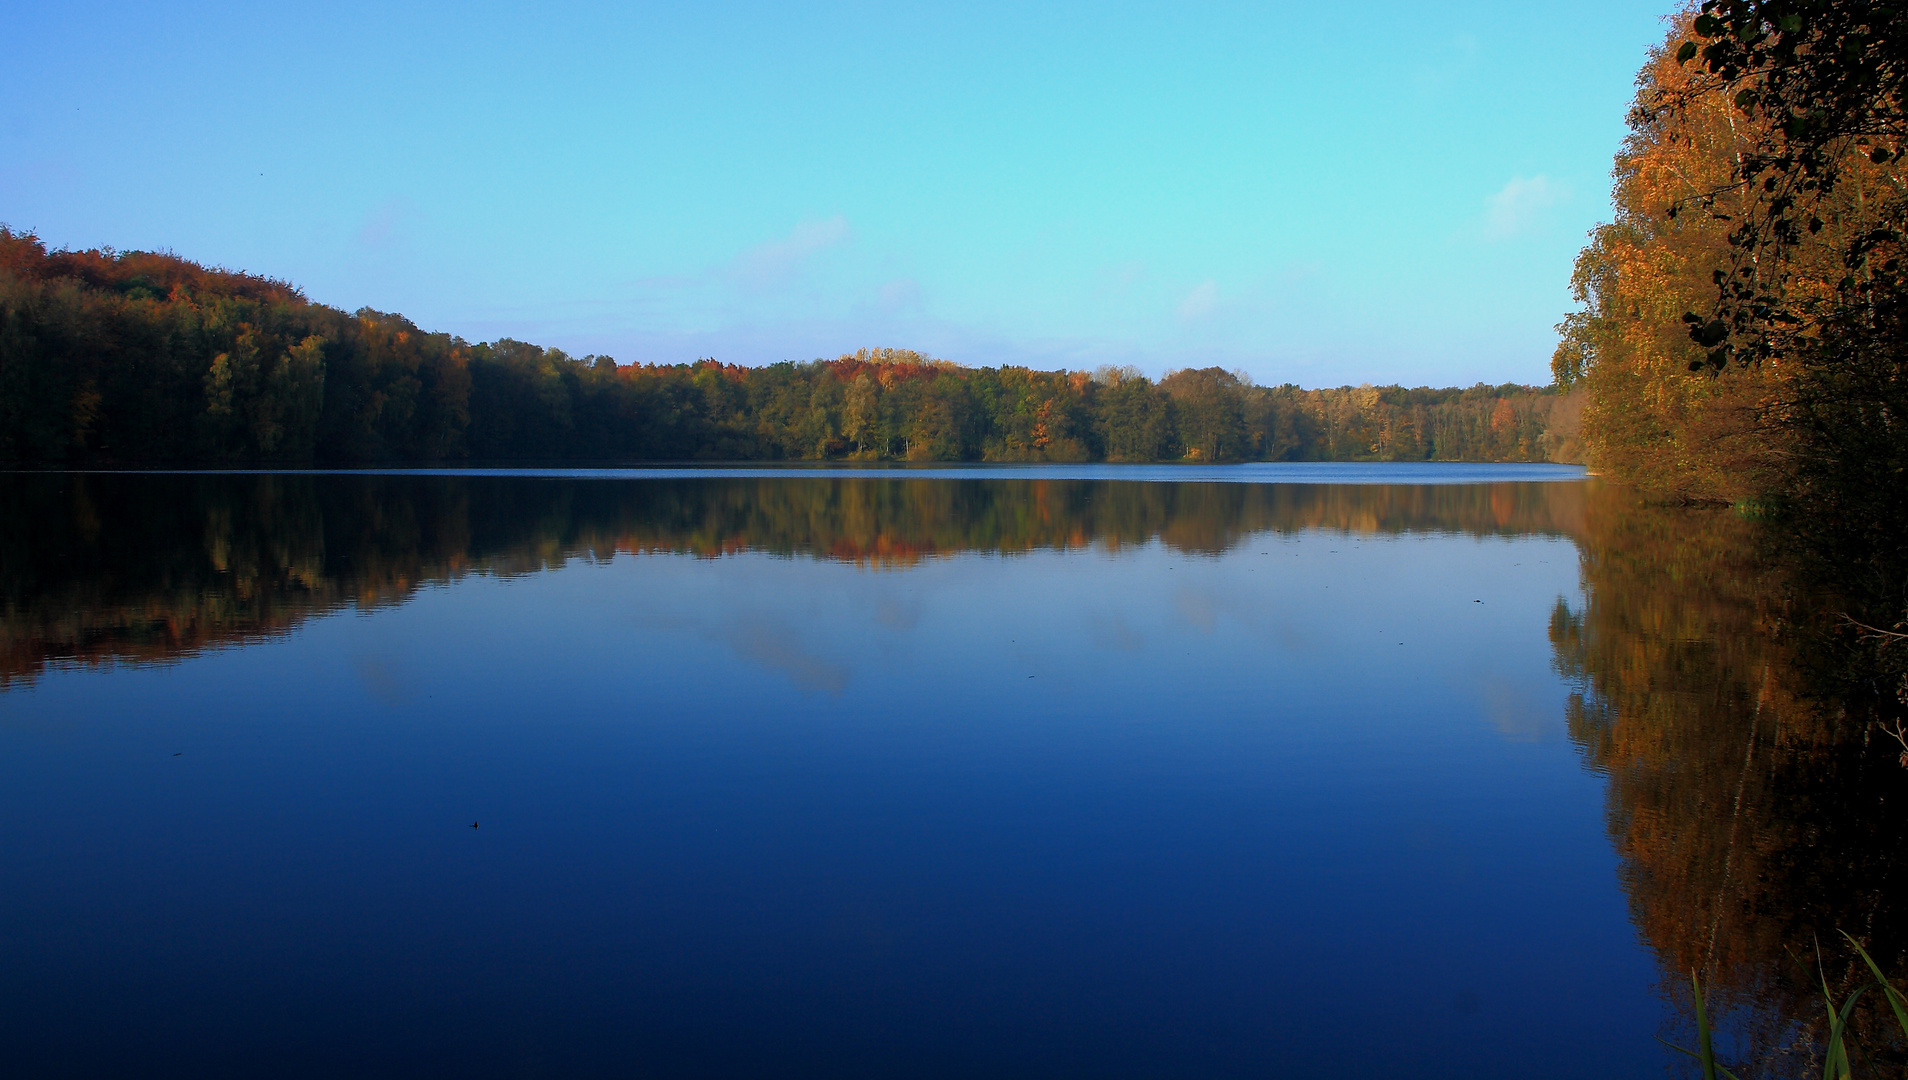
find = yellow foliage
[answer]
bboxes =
[1562,15,1906,503]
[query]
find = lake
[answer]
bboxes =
[2,465,1899,1078]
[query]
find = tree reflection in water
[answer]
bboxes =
[4,470,1903,1075]
[0,471,1581,686]
[1552,484,1908,1077]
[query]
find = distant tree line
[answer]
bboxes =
[0,230,1576,466]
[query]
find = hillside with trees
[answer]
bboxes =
[0,229,1576,467]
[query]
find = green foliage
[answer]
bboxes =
[0,230,1576,465]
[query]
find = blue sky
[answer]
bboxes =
[1,1,1673,387]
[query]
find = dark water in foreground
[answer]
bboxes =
[1,467,1902,1079]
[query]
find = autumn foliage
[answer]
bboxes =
[0,230,1574,466]
[1560,7,1908,516]
[1555,14,1798,501]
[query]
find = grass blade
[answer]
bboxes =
[1657,1037,1747,1080]
[1818,952,1869,1080]
[1657,972,1743,1080]
[1841,931,1908,1040]
[1693,971,1720,1080]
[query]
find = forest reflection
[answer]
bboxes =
[1554,485,1908,1076]
[0,472,1582,687]
[5,470,1903,1075]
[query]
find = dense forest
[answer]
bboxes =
[0,229,1576,467]
[1555,3,1907,605]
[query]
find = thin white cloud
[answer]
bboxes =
[876,277,923,313]
[1097,259,1146,297]
[1483,175,1567,240]
[727,215,852,291]
[1176,279,1220,321]
[353,196,421,251]
[1414,32,1481,93]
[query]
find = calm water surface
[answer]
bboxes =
[2,466,1894,1078]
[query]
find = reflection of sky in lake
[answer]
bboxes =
[0,519,1657,1078]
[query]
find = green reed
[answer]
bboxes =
[1666,933,1907,1079]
